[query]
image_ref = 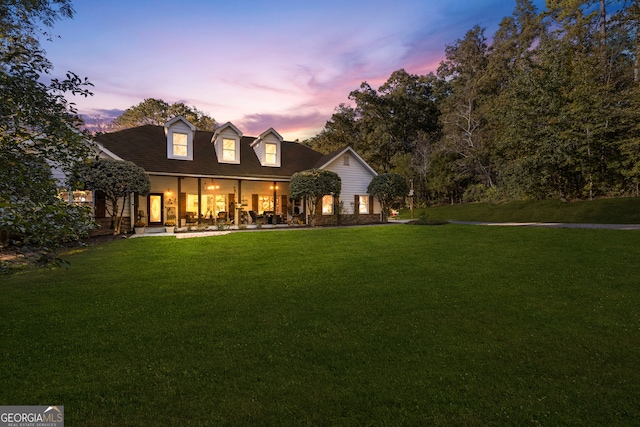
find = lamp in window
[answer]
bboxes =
[206,182,220,217]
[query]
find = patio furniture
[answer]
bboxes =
[185,212,197,224]
[249,210,265,225]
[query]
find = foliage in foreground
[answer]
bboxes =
[1,226,638,425]
[0,0,96,262]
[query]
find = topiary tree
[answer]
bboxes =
[70,158,151,235]
[367,173,409,221]
[289,169,341,225]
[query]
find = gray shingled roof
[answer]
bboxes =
[94,125,325,180]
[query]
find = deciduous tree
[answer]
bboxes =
[367,173,409,221]
[289,169,341,225]
[0,0,97,265]
[70,159,151,235]
[113,98,216,131]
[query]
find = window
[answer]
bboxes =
[215,194,226,215]
[73,190,93,205]
[358,195,369,214]
[322,195,333,215]
[222,138,236,161]
[344,155,350,166]
[265,142,277,164]
[57,190,70,203]
[259,195,274,213]
[173,132,188,157]
[186,194,199,216]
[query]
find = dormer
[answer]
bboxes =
[165,116,196,161]
[251,128,283,167]
[212,122,242,164]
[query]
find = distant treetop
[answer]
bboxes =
[112,98,216,131]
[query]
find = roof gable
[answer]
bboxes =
[314,146,378,177]
[164,116,196,135]
[213,122,243,140]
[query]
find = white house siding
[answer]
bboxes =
[322,153,379,214]
[50,165,67,186]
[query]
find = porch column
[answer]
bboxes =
[197,177,202,225]
[132,192,138,233]
[237,179,242,225]
[273,181,278,218]
[177,177,182,227]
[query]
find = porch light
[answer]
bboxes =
[207,184,219,191]
[270,185,279,190]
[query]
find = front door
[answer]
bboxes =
[148,194,163,226]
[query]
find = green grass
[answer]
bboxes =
[1,226,639,426]
[403,197,640,224]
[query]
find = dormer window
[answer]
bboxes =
[212,122,242,164]
[222,138,236,161]
[165,116,195,161]
[265,142,277,165]
[173,133,188,157]
[251,128,283,167]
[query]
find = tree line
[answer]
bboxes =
[305,0,640,205]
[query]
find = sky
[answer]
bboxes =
[44,0,546,141]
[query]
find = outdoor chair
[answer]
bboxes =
[185,212,197,224]
[249,210,265,225]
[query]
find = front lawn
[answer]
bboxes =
[1,225,639,425]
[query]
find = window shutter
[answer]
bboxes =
[95,191,106,218]
[369,195,374,213]
[180,193,186,219]
[354,195,359,213]
[252,194,258,212]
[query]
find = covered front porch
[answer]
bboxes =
[137,175,306,229]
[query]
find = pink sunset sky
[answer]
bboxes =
[45,0,545,141]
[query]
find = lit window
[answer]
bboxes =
[322,195,333,215]
[57,190,70,203]
[259,195,274,213]
[72,190,93,206]
[215,194,226,214]
[173,132,188,157]
[265,143,277,164]
[359,195,369,214]
[222,138,236,161]
[186,194,199,215]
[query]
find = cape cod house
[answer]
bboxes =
[86,116,381,233]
